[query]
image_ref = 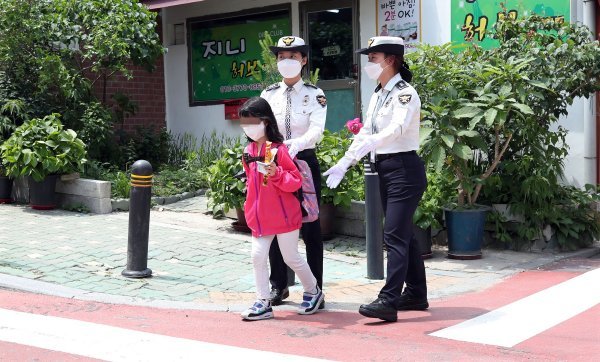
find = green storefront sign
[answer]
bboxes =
[188,11,290,105]
[451,0,571,49]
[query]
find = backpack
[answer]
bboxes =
[242,144,319,223]
[294,159,319,223]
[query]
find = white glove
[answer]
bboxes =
[353,134,380,160]
[284,139,303,159]
[323,156,353,189]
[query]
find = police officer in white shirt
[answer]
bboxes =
[324,36,428,322]
[260,36,326,307]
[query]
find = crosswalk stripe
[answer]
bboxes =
[430,268,600,347]
[0,308,326,361]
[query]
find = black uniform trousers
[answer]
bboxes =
[375,151,428,308]
[269,149,323,290]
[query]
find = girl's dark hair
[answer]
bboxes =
[385,53,413,83]
[238,97,284,143]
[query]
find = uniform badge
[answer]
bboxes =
[316,95,327,107]
[384,97,393,107]
[303,95,309,106]
[398,94,412,105]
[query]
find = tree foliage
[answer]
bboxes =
[0,0,164,160]
[410,14,600,208]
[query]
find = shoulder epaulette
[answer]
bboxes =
[395,80,409,91]
[304,82,318,89]
[374,84,382,92]
[265,83,281,92]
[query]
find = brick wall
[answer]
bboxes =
[93,59,166,133]
[91,13,165,134]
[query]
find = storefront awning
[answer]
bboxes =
[142,0,205,10]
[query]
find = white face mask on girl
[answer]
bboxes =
[277,58,302,78]
[363,61,389,80]
[241,122,266,141]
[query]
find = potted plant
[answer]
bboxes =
[0,113,87,209]
[205,141,249,232]
[412,44,534,259]
[413,13,600,258]
[316,128,364,240]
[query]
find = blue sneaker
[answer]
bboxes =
[241,300,274,321]
[298,286,325,315]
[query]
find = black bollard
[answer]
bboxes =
[364,160,384,279]
[122,160,153,278]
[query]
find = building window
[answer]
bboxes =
[174,23,184,45]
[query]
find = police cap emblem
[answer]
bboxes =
[282,37,295,46]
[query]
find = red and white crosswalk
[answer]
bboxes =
[0,307,326,361]
[431,268,600,347]
[1,265,598,361]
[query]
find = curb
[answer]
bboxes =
[111,189,206,212]
[1,246,597,312]
[0,273,360,313]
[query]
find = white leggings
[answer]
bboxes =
[251,229,317,300]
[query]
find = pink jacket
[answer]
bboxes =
[242,142,303,237]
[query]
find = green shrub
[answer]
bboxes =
[76,102,114,161]
[0,113,87,181]
[413,168,455,230]
[205,142,246,217]
[412,14,600,209]
[153,166,204,197]
[317,129,364,208]
[110,171,131,199]
[0,98,28,142]
[167,130,239,169]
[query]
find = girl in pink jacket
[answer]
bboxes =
[238,97,324,321]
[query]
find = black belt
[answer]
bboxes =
[297,148,316,158]
[375,150,416,162]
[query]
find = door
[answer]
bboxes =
[300,0,360,132]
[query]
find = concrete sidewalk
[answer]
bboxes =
[1,196,598,312]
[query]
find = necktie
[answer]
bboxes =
[284,87,293,140]
[370,91,388,163]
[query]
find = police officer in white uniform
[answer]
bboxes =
[324,36,428,322]
[260,36,327,306]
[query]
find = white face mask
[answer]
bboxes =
[241,122,265,141]
[363,61,389,80]
[277,58,302,78]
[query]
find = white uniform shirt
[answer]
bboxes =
[347,73,421,162]
[260,80,327,150]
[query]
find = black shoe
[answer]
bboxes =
[396,292,429,311]
[269,287,289,306]
[359,298,397,322]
